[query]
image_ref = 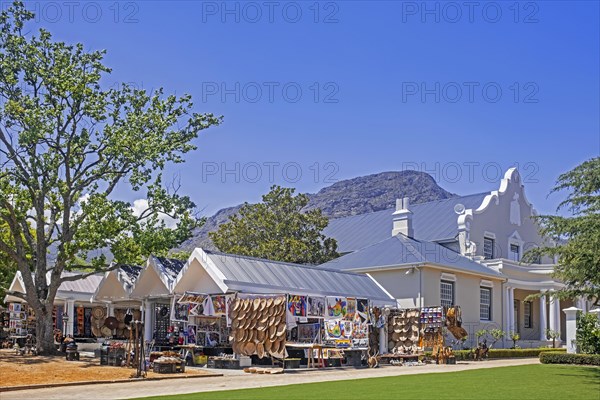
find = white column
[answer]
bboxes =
[549,296,561,338]
[563,307,580,354]
[504,286,510,333]
[107,303,115,317]
[68,300,75,336]
[144,300,153,342]
[508,287,515,332]
[379,326,386,355]
[539,295,547,341]
[63,299,69,335]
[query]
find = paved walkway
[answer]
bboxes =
[0,358,540,400]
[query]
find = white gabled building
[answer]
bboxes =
[319,168,585,348]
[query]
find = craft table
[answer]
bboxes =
[285,343,326,368]
[177,345,204,365]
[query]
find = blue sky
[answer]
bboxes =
[14,0,600,216]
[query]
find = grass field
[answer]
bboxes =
[134,364,599,400]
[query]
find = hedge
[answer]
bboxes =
[539,352,600,366]
[425,347,566,361]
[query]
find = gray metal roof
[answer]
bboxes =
[323,192,488,253]
[318,234,503,278]
[154,257,186,282]
[203,250,393,301]
[116,265,143,291]
[54,271,104,294]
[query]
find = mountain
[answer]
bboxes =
[176,171,455,252]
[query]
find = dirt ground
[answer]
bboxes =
[0,349,210,388]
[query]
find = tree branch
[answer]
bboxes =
[59,263,120,283]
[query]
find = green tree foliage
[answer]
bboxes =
[0,2,221,353]
[0,220,18,303]
[210,185,339,264]
[525,157,600,305]
[576,312,600,355]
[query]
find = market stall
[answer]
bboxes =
[225,293,377,369]
[4,271,107,344]
[128,256,186,349]
[169,292,232,355]
[370,305,463,365]
[168,248,395,370]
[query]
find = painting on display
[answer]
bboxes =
[196,331,207,347]
[356,299,369,322]
[212,295,227,315]
[225,295,235,326]
[307,297,325,317]
[287,295,307,317]
[206,332,220,347]
[188,302,204,317]
[345,298,356,320]
[343,320,353,337]
[352,319,368,340]
[325,319,352,340]
[297,323,321,342]
[171,297,189,322]
[325,319,342,339]
[186,325,197,344]
[326,297,347,319]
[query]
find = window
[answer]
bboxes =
[524,301,532,328]
[509,244,520,261]
[440,281,454,308]
[480,287,492,321]
[484,237,495,259]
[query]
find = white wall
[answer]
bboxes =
[173,258,224,294]
[468,169,553,263]
[368,268,422,308]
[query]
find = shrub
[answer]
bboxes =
[425,347,565,361]
[540,352,600,366]
[576,312,600,354]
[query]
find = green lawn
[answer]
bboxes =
[134,364,599,400]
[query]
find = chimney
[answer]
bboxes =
[392,197,414,237]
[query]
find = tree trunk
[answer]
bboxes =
[35,306,58,355]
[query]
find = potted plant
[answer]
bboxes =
[509,331,520,349]
[488,329,505,349]
[546,329,560,348]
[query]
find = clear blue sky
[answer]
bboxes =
[15,0,600,216]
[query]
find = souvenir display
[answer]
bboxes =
[230,296,287,359]
[422,328,445,349]
[154,303,171,345]
[7,303,34,336]
[387,308,420,354]
[420,306,444,330]
[445,306,468,340]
